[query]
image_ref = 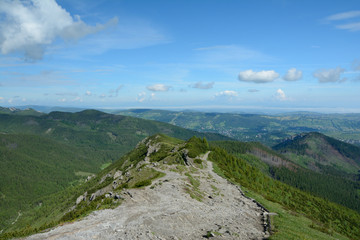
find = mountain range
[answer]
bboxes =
[116,108,360,146]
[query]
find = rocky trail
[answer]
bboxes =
[24,151,269,240]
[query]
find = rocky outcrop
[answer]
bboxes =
[75,192,87,205]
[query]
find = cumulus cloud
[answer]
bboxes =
[283,68,302,81]
[275,89,287,101]
[313,67,346,83]
[215,90,238,97]
[147,84,170,92]
[191,81,214,89]
[248,89,259,92]
[85,91,92,96]
[136,92,146,102]
[0,0,117,60]
[238,70,279,83]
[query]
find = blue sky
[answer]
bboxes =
[0,0,359,112]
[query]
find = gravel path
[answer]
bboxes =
[25,152,268,240]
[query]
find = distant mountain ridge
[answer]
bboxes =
[273,132,360,175]
[0,107,43,116]
[116,108,360,146]
[211,136,360,213]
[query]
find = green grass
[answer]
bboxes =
[244,189,349,240]
[184,173,204,201]
[100,162,112,170]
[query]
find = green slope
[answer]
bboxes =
[0,133,102,229]
[0,109,230,231]
[2,135,358,240]
[273,132,360,175]
[0,107,43,116]
[211,139,360,213]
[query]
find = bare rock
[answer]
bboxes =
[113,170,122,179]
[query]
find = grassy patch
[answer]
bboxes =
[128,168,165,188]
[184,173,204,201]
[74,171,94,177]
[100,162,112,170]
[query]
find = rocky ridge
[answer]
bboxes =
[24,135,270,240]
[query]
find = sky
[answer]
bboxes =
[0,0,360,113]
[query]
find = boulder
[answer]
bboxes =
[113,170,122,179]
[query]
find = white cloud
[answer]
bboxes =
[238,69,279,83]
[283,68,302,81]
[324,11,360,32]
[336,22,360,32]
[147,84,170,92]
[275,89,287,101]
[325,11,360,21]
[215,90,238,97]
[0,0,117,60]
[72,96,82,102]
[313,67,346,83]
[58,98,66,102]
[136,92,146,102]
[85,91,92,96]
[191,81,214,89]
[248,89,259,92]
[0,97,4,101]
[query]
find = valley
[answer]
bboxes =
[116,109,360,146]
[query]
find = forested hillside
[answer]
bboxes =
[211,138,360,213]
[0,109,230,231]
